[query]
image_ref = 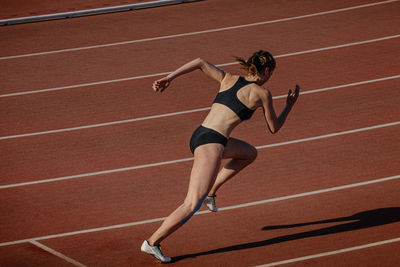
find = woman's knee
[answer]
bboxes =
[246,144,258,163]
[183,194,206,213]
[179,196,205,225]
[224,138,258,162]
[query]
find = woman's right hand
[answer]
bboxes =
[152,76,171,92]
[286,84,300,106]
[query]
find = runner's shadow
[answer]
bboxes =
[172,207,399,263]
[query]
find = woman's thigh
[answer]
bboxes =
[186,143,224,201]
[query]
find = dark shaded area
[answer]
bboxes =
[172,207,399,263]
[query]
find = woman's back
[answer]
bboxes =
[202,73,262,137]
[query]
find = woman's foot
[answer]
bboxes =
[204,195,218,212]
[141,240,171,263]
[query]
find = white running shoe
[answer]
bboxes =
[141,240,171,263]
[204,195,218,212]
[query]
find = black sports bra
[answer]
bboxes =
[213,76,256,121]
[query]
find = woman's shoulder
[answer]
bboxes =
[221,72,238,82]
[220,73,239,89]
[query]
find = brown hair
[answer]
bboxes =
[235,50,276,76]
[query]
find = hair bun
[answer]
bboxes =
[235,50,275,76]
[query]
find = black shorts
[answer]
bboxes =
[189,125,228,154]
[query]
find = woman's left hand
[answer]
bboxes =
[286,84,300,106]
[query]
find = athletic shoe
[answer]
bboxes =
[204,195,218,212]
[141,240,171,263]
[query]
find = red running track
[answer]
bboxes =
[1,0,399,266]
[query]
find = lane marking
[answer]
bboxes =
[1,34,399,99]
[1,174,399,247]
[0,0,397,60]
[0,107,210,140]
[254,237,400,267]
[30,240,87,267]
[216,175,400,212]
[0,157,194,189]
[0,121,398,189]
[1,74,399,140]
[0,71,171,98]
[256,121,400,150]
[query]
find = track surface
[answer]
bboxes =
[1,0,399,266]
[0,0,160,19]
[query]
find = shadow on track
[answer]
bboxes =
[172,207,399,263]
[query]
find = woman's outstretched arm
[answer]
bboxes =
[152,58,226,92]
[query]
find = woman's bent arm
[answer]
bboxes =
[262,84,300,133]
[153,58,226,92]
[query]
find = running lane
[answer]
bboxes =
[1,34,399,136]
[2,170,399,266]
[1,0,399,266]
[1,41,399,185]
[1,1,399,95]
[1,84,398,242]
[0,0,387,55]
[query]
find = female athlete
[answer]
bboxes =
[141,50,300,263]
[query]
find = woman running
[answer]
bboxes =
[141,50,300,263]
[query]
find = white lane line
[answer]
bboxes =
[216,175,400,212]
[0,107,211,140]
[1,74,399,141]
[1,174,399,247]
[1,34,399,99]
[0,157,194,189]
[29,240,87,267]
[0,71,171,98]
[256,121,400,150]
[0,121,398,190]
[254,237,400,267]
[0,0,397,60]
